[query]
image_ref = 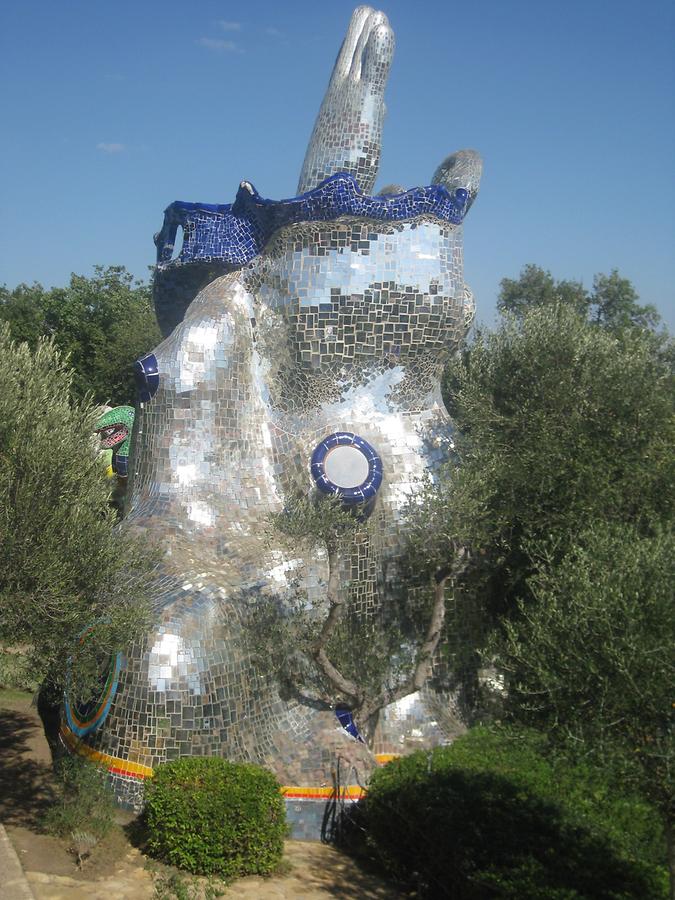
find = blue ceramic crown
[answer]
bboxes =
[155,172,470,269]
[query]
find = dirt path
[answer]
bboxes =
[0,690,405,899]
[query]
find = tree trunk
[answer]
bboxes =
[311,547,361,703]
[359,571,450,723]
[310,543,466,746]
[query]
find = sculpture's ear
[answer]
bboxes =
[432,150,483,213]
[376,184,406,196]
[331,6,375,81]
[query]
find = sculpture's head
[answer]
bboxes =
[152,7,482,369]
[247,182,473,367]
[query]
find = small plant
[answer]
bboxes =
[145,757,286,877]
[43,755,116,842]
[152,871,226,900]
[203,879,226,900]
[69,830,99,868]
[153,871,194,900]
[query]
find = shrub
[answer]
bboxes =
[359,727,666,899]
[0,326,157,702]
[43,755,116,841]
[144,757,286,877]
[435,727,666,874]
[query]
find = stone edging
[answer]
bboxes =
[0,823,35,899]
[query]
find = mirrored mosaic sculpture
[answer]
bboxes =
[62,5,483,840]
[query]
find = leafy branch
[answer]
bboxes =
[269,494,466,739]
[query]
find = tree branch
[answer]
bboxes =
[311,547,362,702]
[357,548,468,724]
[358,570,449,722]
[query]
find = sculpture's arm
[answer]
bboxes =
[129,273,264,524]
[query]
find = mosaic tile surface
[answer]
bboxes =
[66,5,483,838]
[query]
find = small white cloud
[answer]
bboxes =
[96,142,125,154]
[218,20,241,31]
[197,37,242,53]
[265,26,283,37]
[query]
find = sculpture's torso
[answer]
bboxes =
[80,219,466,807]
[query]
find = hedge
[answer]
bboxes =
[357,727,666,899]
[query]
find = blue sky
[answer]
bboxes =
[2,0,674,328]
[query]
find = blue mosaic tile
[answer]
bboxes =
[155,173,469,270]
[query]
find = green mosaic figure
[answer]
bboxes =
[94,406,135,479]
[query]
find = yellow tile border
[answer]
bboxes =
[281,785,365,800]
[60,724,154,779]
[60,724,369,799]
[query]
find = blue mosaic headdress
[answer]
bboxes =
[155,172,470,270]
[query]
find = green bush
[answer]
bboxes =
[359,727,666,899]
[144,757,286,877]
[44,755,116,841]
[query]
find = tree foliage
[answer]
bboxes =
[498,263,661,331]
[417,293,674,889]
[0,326,157,700]
[0,266,161,405]
[591,269,662,331]
[496,523,673,821]
[498,264,590,320]
[428,303,673,622]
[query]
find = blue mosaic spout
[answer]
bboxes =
[155,172,470,270]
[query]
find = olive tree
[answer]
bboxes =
[497,523,674,895]
[412,301,674,892]
[0,326,156,701]
[248,494,465,741]
[430,303,673,624]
